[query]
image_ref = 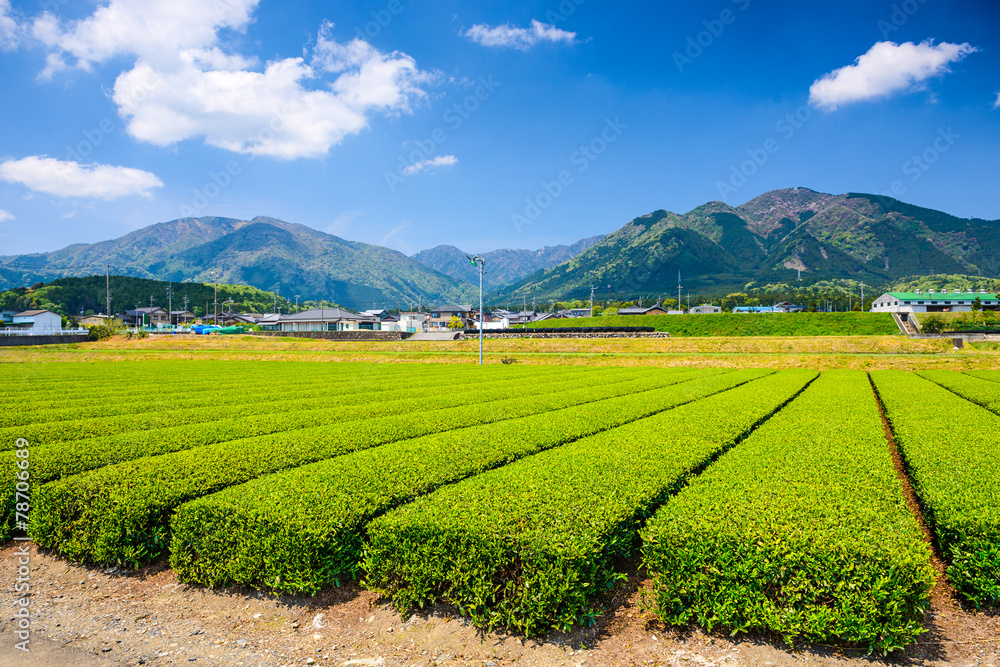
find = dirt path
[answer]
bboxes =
[3,544,998,667]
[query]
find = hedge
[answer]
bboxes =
[0,360,360,400]
[168,368,761,592]
[1,362,560,441]
[0,363,587,435]
[0,360,464,408]
[918,370,1000,415]
[524,312,899,336]
[364,370,816,636]
[966,370,1000,384]
[642,370,934,652]
[30,367,710,565]
[871,370,1000,608]
[0,365,641,541]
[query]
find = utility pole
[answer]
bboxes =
[860,282,866,311]
[589,285,596,317]
[677,270,682,313]
[167,283,172,327]
[105,263,111,318]
[468,255,485,365]
[212,271,218,325]
[294,295,300,312]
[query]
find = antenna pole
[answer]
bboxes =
[105,263,111,318]
[677,270,682,313]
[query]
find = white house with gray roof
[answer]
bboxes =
[276,308,377,332]
[869,290,999,314]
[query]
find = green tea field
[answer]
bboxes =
[3,361,999,662]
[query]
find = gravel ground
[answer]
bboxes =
[3,543,998,667]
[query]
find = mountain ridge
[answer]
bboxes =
[411,235,604,288]
[500,188,1000,301]
[0,216,474,309]
[3,189,997,308]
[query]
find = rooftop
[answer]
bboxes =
[278,308,368,321]
[885,291,999,301]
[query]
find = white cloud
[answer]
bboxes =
[401,154,457,176]
[0,156,163,199]
[32,0,260,75]
[326,210,364,236]
[379,222,408,246]
[34,5,433,159]
[0,207,13,223]
[0,0,24,51]
[464,20,576,51]
[993,91,1000,109]
[809,40,977,111]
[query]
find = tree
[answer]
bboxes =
[920,316,944,334]
[447,315,464,330]
[972,297,982,312]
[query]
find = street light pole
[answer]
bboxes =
[468,255,485,365]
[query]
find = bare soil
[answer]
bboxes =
[4,544,998,667]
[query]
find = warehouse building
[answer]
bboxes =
[869,290,999,313]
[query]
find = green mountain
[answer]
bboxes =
[0,216,473,310]
[501,189,1000,301]
[411,236,604,289]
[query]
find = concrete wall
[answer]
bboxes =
[251,331,414,341]
[909,333,1000,341]
[0,334,89,347]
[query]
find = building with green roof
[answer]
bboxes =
[870,290,999,313]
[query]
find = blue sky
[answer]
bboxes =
[0,0,997,257]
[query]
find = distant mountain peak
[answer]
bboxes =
[0,214,473,308]
[411,236,604,288]
[500,189,1000,301]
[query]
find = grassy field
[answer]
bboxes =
[0,332,996,370]
[5,360,999,652]
[526,311,901,336]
